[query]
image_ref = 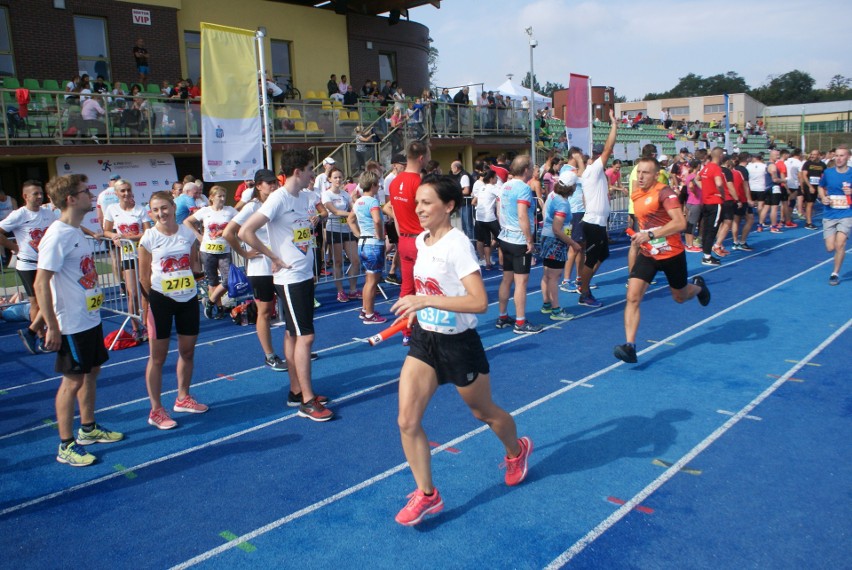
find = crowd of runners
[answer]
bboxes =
[2,132,850,525]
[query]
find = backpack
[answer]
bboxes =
[227,264,252,300]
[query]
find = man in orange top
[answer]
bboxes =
[388,140,429,345]
[614,157,711,364]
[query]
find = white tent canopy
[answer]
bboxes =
[493,79,550,109]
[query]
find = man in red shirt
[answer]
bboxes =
[615,157,710,363]
[388,140,429,344]
[710,155,742,257]
[696,147,725,265]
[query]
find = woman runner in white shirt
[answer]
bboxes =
[390,175,533,527]
[139,191,207,430]
[322,167,361,302]
[103,179,152,341]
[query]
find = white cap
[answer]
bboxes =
[658,154,669,162]
[322,157,335,165]
[558,170,578,187]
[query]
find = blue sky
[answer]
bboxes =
[409,0,850,100]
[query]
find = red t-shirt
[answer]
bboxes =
[775,160,787,187]
[631,181,684,260]
[699,162,724,205]
[388,171,423,236]
[731,168,745,202]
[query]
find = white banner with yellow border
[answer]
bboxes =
[201,23,262,182]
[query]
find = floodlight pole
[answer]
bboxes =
[256,27,273,170]
[526,27,537,162]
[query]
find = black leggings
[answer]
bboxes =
[700,204,720,255]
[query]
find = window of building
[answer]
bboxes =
[668,106,689,115]
[704,103,730,114]
[378,52,396,84]
[270,40,291,86]
[0,7,14,78]
[185,31,200,83]
[74,16,110,80]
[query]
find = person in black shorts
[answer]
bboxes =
[139,191,208,430]
[36,174,124,467]
[472,168,501,270]
[800,149,825,230]
[391,175,532,527]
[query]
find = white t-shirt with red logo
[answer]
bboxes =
[0,206,56,271]
[104,203,151,261]
[37,221,102,334]
[257,189,314,285]
[413,228,480,335]
[139,225,198,302]
[193,206,237,255]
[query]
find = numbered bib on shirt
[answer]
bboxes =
[771,185,781,194]
[86,290,104,312]
[339,216,348,225]
[828,195,850,209]
[809,176,820,185]
[417,307,457,333]
[121,243,135,255]
[563,225,572,237]
[161,270,196,298]
[203,242,226,253]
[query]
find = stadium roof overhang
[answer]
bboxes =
[266,0,440,16]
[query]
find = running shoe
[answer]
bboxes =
[36,337,55,353]
[336,291,349,303]
[784,221,797,228]
[17,327,38,355]
[265,354,287,372]
[730,243,742,251]
[395,488,444,526]
[348,290,363,300]
[495,315,514,329]
[694,238,702,246]
[755,224,764,233]
[739,242,753,251]
[358,308,366,320]
[692,275,711,306]
[76,423,124,445]
[701,256,721,266]
[711,245,730,257]
[214,305,227,319]
[173,394,209,414]
[549,308,575,321]
[362,312,388,324]
[287,392,329,408]
[119,281,127,296]
[313,298,321,308]
[384,274,401,285]
[770,226,782,234]
[513,321,543,334]
[56,442,96,467]
[613,343,638,363]
[311,352,319,361]
[577,294,603,308]
[320,268,333,277]
[297,397,333,421]
[148,407,177,430]
[540,303,553,314]
[685,245,702,253]
[805,223,818,231]
[503,436,533,486]
[133,326,148,343]
[829,273,840,286]
[203,299,215,320]
[558,280,574,292]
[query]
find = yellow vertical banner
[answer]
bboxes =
[201,23,262,181]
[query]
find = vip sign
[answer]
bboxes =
[132,9,151,25]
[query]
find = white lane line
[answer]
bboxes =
[167,254,838,569]
[0,239,832,518]
[717,409,762,421]
[543,317,850,569]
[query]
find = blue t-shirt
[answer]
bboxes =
[174,194,196,225]
[353,195,382,237]
[819,167,852,219]
[561,164,585,214]
[498,179,535,245]
[541,192,572,238]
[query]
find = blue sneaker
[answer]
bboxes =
[578,294,603,308]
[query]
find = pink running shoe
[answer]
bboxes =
[362,312,388,324]
[173,394,209,414]
[395,488,444,526]
[336,291,349,303]
[148,407,178,430]
[348,290,363,300]
[503,436,533,486]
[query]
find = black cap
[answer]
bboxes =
[592,143,604,154]
[680,147,689,154]
[254,169,277,184]
[391,153,406,164]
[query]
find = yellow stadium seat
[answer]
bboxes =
[306,121,321,132]
[306,90,318,99]
[347,111,359,121]
[294,121,305,131]
[289,109,302,120]
[275,108,289,119]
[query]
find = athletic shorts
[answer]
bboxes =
[275,278,315,336]
[55,323,109,375]
[570,213,585,242]
[539,236,567,268]
[802,187,817,203]
[582,222,610,268]
[629,250,689,290]
[733,202,752,217]
[823,217,852,240]
[686,204,702,226]
[137,64,149,75]
[788,186,800,196]
[751,190,766,203]
[385,221,399,244]
[720,201,737,221]
[358,239,386,273]
[766,187,783,206]
[474,220,500,244]
[326,230,355,244]
[407,322,489,387]
[249,275,275,303]
[497,239,531,275]
[121,259,137,271]
[201,252,231,287]
[147,289,200,340]
[779,186,789,201]
[16,269,37,297]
